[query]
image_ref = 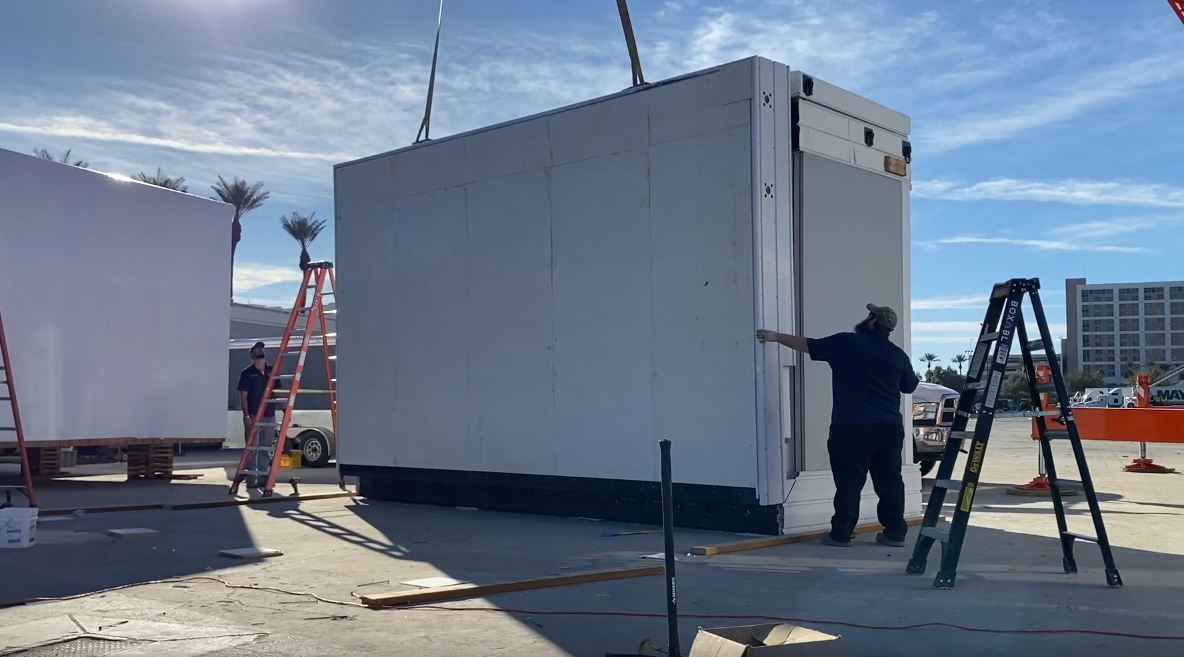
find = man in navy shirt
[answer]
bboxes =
[758,303,920,547]
[237,341,283,484]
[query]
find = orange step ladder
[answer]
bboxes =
[0,308,37,508]
[229,263,338,497]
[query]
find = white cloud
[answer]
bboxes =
[914,178,1184,208]
[913,321,983,332]
[936,236,1149,254]
[912,294,989,310]
[234,263,304,292]
[918,54,1184,152]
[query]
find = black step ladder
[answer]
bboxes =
[906,278,1122,589]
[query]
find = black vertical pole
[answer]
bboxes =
[659,439,680,657]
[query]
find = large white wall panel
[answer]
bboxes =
[0,149,230,442]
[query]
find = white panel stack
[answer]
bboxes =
[0,149,231,443]
[334,57,914,534]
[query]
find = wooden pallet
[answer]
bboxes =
[28,447,63,477]
[126,443,175,480]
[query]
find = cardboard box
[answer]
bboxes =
[688,623,849,657]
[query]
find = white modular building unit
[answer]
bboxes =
[334,57,917,534]
[0,148,231,446]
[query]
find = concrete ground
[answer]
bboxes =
[2,420,1183,656]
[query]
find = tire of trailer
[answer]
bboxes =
[299,431,331,468]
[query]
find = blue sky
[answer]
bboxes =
[2,0,1182,368]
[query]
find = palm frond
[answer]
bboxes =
[34,148,88,167]
[212,176,270,221]
[279,212,328,248]
[134,167,189,192]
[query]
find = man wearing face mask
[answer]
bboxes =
[237,341,283,483]
[757,304,919,548]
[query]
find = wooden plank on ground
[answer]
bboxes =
[691,516,924,556]
[360,565,665,608]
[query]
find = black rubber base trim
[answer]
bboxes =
[340,464,783,535]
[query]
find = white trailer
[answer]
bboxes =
[0,148,230,472]
[333,57,916,534]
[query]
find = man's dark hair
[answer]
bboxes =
[856,315,892,338]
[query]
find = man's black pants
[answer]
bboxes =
[827,422,908,542]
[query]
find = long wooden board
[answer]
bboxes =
[691,516,924,556]
[359,565,665,608]
[0,437,224,449]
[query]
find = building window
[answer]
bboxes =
[1173,332,1184,346]
[1118,303,1139,317]
[1174,317,1184,331]
[1145,302,1165,316]
[1145,287,1165,301]
[1083,304,1115,318]
[1120,333,1141,347]
[1119,318,1141,332]
[1147,348,1167,362]
[1119,288,1141,301]
[1172,301,1184,315]
[1147,317,1166,331]
[1174,347,1184,362]
[1120,349,1142,365]
[1147,333,1166,347]
[1083,319,1115,332]
[1082,288,1114,302]
[1171,286,1184,300]
[1083,334,1115,348]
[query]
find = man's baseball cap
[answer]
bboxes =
[251,341,265,350]
[866,303,898,332]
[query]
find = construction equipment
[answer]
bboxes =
[0,308,36,508]
[229,263,338,497]
[907,278,1122,589]
[616,0,647,86]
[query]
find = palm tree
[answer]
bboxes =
[34,148,88,167]
[951,353,968,374]
[133,168,188,192]
[212,176,270,293]
[920,353,939,371]
[280,212,328,271]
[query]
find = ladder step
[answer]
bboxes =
[328,355,337,361]
[276,374,295,380]
[963,380,987,390]
[1063,532,1098,544]
[245,446,273,452]
[978,332,1000,343]
[920,526,950,542]
[241,470,270,476]
[1028,410,1061,418]
[254,422,278,428]
[264,399,288,404]
[956,409,972,418]
[323,309,337,314]
[1026,340,1045,351]
[933,479,962,490]
[0,427,16,431]
[991,284,1010,299]
[1053,478,1084,488]
[949,431,974,441]
[0,397,9,401]
[1043,430,1070,440]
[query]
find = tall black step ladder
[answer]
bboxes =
[906,278,1122,589]
[228,262,338,498]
